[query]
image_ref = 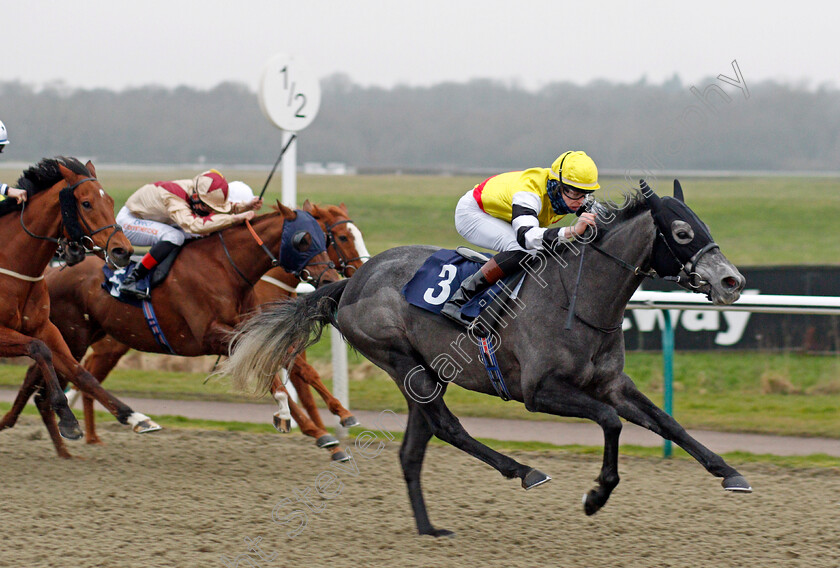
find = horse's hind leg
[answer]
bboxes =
[395,354,548,486]
[613,373,751,492]
[400,402,452,537]
[78,337,131,444]
[528,378,624,515]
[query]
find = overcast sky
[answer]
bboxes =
[3,0,838,92]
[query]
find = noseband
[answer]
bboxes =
[324,218,368,276]
[20,176,125,266]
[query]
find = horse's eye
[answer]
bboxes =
[82,201,93,210]
[671,220,694,245]
[338,235,350,243]
[292,231,312,252]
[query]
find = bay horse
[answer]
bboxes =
[2,205,341,458]
[221,180,752,537]
[71,200,369,460]
[0,157,161,445]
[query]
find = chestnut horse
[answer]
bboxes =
[70,201,369,460]
[3,205,340,458]
[0,157,161,447]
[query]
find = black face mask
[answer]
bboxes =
[646,180,717,277]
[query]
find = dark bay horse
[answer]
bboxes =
[2,205,340,458]
[221,181,751,537]
[72,200,369,460]
[0,157,163,445]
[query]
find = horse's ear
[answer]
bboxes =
[57,163,74,181]
[302,199,315,213]
[339,202,349,214]
[641,179,662,213]
[276,202,296,219]
[85,160,97,178]
[673,179,685,202]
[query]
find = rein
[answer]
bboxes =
[217,217,331,288]
[324,218,369,276]
[18,176,125,266]
[557,224,719,334]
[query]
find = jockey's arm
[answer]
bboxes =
[167,200,246,235]
[510,191,550,250]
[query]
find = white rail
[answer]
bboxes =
[628,291,840,315]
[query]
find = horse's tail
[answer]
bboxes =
[222,279,350,394]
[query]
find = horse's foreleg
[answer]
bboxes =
[287,360,327,430]
[0,328,82,440]
[292,352,358,427]
[78,337,130,444]
[613,374,751,492]
[528,379,623,515]
[36,322,160,434]
[32,387,73,458]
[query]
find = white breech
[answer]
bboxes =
[453,191,527,253]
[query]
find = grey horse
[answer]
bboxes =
[222,180,751,537]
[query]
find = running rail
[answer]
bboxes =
[627,291,840,456]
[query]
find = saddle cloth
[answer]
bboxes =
[402,249,518,319]
[101,247,182,305]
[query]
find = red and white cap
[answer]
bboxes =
[193,169,231,213]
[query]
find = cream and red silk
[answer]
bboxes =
[124,175,247,236]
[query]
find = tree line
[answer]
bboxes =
[2,74,838,173]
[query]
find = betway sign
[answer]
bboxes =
[623,267,840,352]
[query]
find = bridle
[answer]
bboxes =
[19,176,125,267]
[588,232,718,290]
[559,223,719,334]
[324,218,369,277]
[218,218,335,288]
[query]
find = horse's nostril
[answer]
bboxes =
[723,276,738,289]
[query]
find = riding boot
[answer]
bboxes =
[118,265,151,299]
[441,255,509,327]
[118,240,180,300]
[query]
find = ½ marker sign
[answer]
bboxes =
[258,53,321,132]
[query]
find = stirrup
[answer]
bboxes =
[119,279,150,300]
[441,303,474,328]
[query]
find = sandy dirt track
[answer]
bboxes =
[2,417,839,568]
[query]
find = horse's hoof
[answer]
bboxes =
[522,468,551,490]
[273,415,291,433]
[421,528,456,538]
[582,492,600,516]
[58,420,84,441]
[316,434,340,448]
[133,419,162,434]
[330,450,351,462]
[340,415,360,428]
[722,475,752,492]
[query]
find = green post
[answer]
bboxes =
[662,310,674,458]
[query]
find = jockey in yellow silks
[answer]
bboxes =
[441,151,600,326]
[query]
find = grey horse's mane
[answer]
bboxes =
[594,190,650,236]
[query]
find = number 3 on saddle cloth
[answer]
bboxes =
[101,250,181,353]
[401,248,524,400]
